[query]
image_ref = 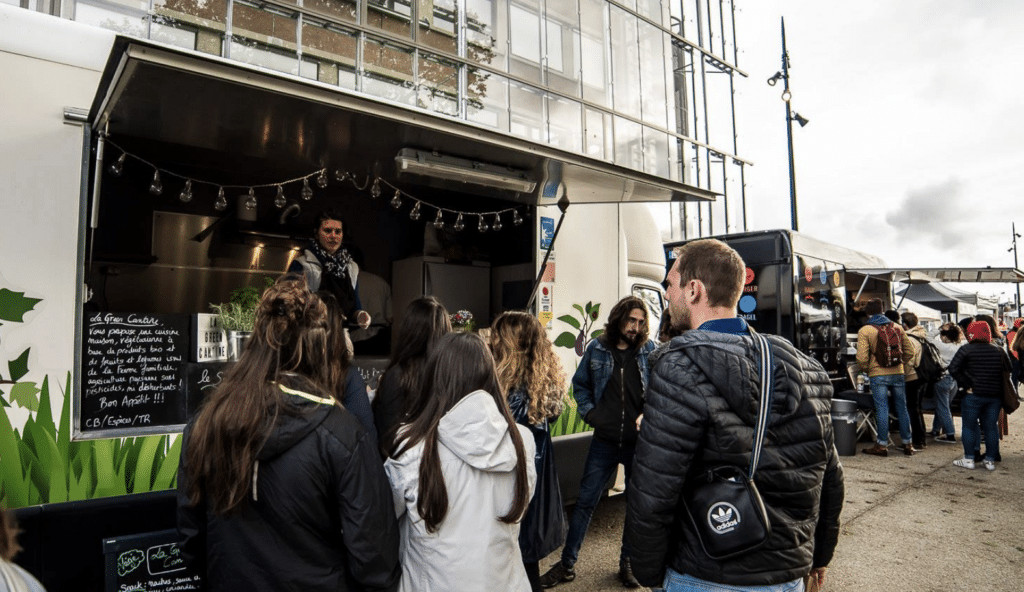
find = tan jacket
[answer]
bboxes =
[856,323,915,377]
[903,325,928,381]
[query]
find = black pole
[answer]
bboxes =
[526,195,571,310]
[781,17,798,232]
[1014,222,1021,316]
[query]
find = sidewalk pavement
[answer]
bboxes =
[539,410,1024,591]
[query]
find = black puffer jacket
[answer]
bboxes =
[625,330,844,587]
[177,381,401,592]
[949,342,1012,399]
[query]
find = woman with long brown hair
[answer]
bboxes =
[320,290,378,446]
[177,276,400,592]
[490,311,567,592]
[385,332,536,592]
[373,296,451,455]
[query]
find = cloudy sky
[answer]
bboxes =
[732,1,1024,300]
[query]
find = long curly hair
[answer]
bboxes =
[489,311,565,425]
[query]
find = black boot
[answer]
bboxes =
[619,558,640,588]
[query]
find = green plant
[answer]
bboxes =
[549,302,606,437]
[210,278,273,332]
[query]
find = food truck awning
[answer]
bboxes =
[846,267,1024,283]
[88,37,718,206]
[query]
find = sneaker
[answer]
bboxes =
[862,444,888,457]
[619,558,640,589]
[928,430,940,438]
[913,441,927,450]
[953,458,976,470]
[983,460,996,471]
[935,435,956,443]
[902,443,916,456]
[540,561,576,588]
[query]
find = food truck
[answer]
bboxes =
[665,229,1024,389]
[1,7,699,587]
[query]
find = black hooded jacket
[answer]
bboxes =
[177,381,401,592]
[625,330,844,587]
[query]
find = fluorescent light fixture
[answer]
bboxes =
[395,148,536,193]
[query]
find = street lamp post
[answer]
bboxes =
[1011,222,1022,316]
[767,17,808,232]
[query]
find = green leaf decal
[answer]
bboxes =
[8,348,30,382]
[553,332,576,348]
[557,315,581,330]
[10,382,40,411]
[591,328,605,340]
[0,289,41,323]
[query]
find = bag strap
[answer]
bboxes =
[748,330,774,480]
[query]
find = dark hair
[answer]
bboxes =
[377,297,451,452]
[0,506,19,561]
[865,298,884,316]
[604,296,649,346]
[314,209,346,234]
[318,290,354,399]
[884,310,901,323]
[901,311,919,329]
[392,332,530,533]
[671,239,746,308]
[1012,324,1024,352]
[658,308,682,342]
[184,275,331,515]
[957,316,974,334]
[940,323,964,344]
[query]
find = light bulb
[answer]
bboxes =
[478,215,488,233]
[275,185,287,208]
[244,187,257,211]
[433,210,444,229]
[513,210,524,226]
[215,187,227,211]
[391,190,402,210]
[109,152,126,176]
[370,177,381,198]
[409,202,422,221]
[334,169,348,182]
[179,180,193,203]
[316,169,328,188]
[492,213,502,231]
[149,170,163,195]
[454,213,465,231]
[301,178,313,200]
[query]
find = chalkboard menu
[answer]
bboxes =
[81,312,190,436]
[103,529,203,592]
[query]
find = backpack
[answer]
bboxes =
[873,323,903,368]
[909,334,943,383]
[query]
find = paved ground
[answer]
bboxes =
[538,410,1024,591]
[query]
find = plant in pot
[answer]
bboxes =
[210,281,269,360]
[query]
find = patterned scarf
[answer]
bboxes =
[309,237,352,282]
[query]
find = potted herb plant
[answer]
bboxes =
[210,281,268,360]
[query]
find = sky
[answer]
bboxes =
[731,1,1024,302]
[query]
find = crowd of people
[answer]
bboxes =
[166,238,844,592]
[855,299,1019,470]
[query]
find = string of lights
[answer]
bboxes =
[103,141,526,232]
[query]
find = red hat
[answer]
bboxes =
[966,321,992,343]
[1015,318,1024,329]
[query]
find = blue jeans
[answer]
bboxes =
[561,437,634,567]
[869,374,912,445]
[960,393,1001,461]
[659,568,804,592]
[930,375,957,436]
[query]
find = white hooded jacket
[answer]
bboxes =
[385,390,536,592]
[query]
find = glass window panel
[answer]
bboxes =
[466,0,507,74]
[579,0,609,107]
[230,40,309,77]
[150,22,197,50]
[418,52,459,117]
[232,2,298,46]
[669,135,681,182]
[363,37,416,105]
[546,95,582,153]
[509,81,544,143]
[510,3,540,63]
[545,20,563,72]
[636,0,666,24]
[74,2,147,36]
[303,0,358,24]
[642,126,669,177]
[609,7,641,120]
[638,20,668,128]
[157,0,228,24]
[614,115,642,171]
[585,107,612,161]
[419,0,458,52]
[466,67,508,131]
[367,0,413,39]
[302,21,358,71]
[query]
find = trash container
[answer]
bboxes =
[831,399,858,456]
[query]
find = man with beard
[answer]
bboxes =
[623,239,843,592]
[540,296,656,589]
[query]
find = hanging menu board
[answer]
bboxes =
[103,529,203,592]
[81,312,189,437]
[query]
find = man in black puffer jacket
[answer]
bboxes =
[624,239,844,591]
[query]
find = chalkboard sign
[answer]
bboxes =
[184,361,228,418]
[103,529,203,592]
[81,312,190,437]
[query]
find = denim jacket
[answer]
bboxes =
[573,337,657,420]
